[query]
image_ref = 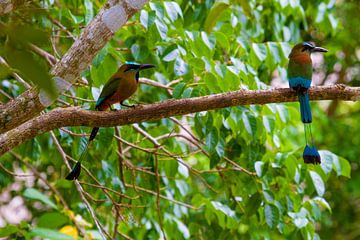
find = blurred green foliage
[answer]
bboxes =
[0,0,359,239]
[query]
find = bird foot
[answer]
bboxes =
[120,102,136,108]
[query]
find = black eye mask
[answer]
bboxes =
[302,42,314,52]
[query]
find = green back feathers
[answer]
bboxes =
[288,60,313,80]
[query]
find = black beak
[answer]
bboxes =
[312,46,328,53]
[139,64,155,70]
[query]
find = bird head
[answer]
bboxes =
[120,62,155,81]
[288,42,328,59]
[122,62,155,72]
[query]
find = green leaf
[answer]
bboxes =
[262,115,275,133]
[131,44,149,61]
[0,63,12,79]
[247,192,261,216]
[201,32,216,50]
[313,197,332,213]
[163,49,179,62]
[164,2,183,22]
[206,128,219,152]
[189,58,205,71]
[336,157,351,178]
[264,204,279,229]
[242,112,257,136]
[288,208,309,229]
[252,43,267,61]
[211,201,236,218]
[215,138,225,157]
[140,10,156,29]
[319,150,335,174]
[30,228,74,240]
[0,225,19,237]
[204,72,221,93]
[309,171,325,197]
[214,31,230,51]
[174,57,189,76]
[320,151,351,178]
[154,19,168,39]
[5,44,55,97]
[24,188,57,210]
[267,42,282,65]
[38,212,68,229]
[255,161,264,177]
[204,0,230,33]
[236,0,253,18]
[182,87,193,98]
[173,82,186,99]
[84,0,94,24]
[173,218,190,239]
[92,48,108,67]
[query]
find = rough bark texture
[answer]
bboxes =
[1,84,359,156]
[0,0,149,134]
[0,0,15,15]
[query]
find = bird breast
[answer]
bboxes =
[115,77,138,102]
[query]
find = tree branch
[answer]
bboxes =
[0,0,149,134]
[1,84,359,156]
[0,0,20,15]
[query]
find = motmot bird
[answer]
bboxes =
[288,42,327,164]
[66,62,155,180]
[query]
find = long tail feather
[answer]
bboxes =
[66,127,99,180]
[65,141,90,180]
[89,127,99,141]
[302,123,321,164]
[298,92,312,123]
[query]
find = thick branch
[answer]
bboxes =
[1,84,359,155]
[0,0,149,134]
[0,0,19,15]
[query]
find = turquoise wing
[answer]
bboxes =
[96,77,122,108]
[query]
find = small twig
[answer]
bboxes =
[122,159,179,180]
[124,183,200,210]
[115,127,126,186]
[132,124,218,193]
[60,128,89,137]
[154,153,166,239]
[75,182,111,239]
[223,156,256,176]
[169,117,201,143]
[62,93,96,103]
[0,89,13,100]
[133,124,161,147]
[115,135,157,154]
[79,181,139,200]
[0,57,31,89]
[0,162,34,177]
[29,44,58,66]
[139,78,173,90]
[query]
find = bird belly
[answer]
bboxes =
[289,77,311,92]
[112,79,138,104]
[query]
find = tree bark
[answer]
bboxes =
[1,84,359,156]
[0,0,16,15]
[0,0,149,134]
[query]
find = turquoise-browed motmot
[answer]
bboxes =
[288,42,327,164]
[66,62,155,180]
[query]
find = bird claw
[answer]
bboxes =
[120,102,136,108]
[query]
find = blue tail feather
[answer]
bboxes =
[298,93,312,123]
[303,145,321,164]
